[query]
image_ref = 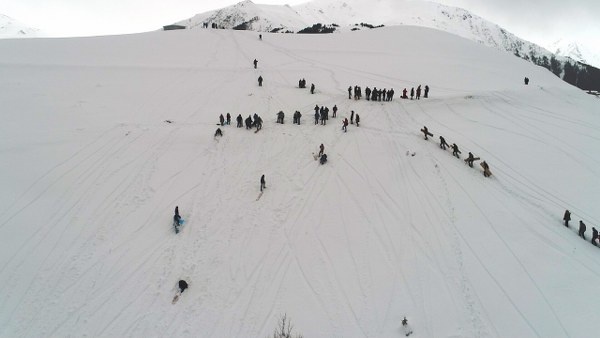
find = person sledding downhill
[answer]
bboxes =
[172,279,188,304]
[320,153,328,165]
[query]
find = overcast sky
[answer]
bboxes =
[3,0,599,51]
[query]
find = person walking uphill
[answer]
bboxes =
[579,220,587,239]
[563,209,571,227]
[260,174,266,192]
[253,59,258,69]
[258,76,263,86]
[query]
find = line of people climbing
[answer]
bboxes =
[421,126,491,177]
[563,210,599,246]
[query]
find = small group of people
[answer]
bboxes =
[422,126,491,177]
[219,113,231,126]
[296,78,314,93]
[314,105,332,125]
[564,210,599,246]
[348,85,396,102]
[402,85,429,100]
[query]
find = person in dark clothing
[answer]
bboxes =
[355,114,360,127]
[481,161,491,177]
[332,105,337,118]
[319,143,324,157]
[424,85,429,98]
[277,111,285,124]
[173,210,182,233]
[258,76,263,86]
[388,88,395,101]
[452,143,461,158]
[245,115,252,129]
[214,128,223,137]
[365,87,371,101]
[350,110,354,124]
[178,280,188,293]
[348,86,352,99]
[259,34,262,40]
[563,209,571,227]
[293,111,301,124]
[465,152,476,167]
[219,114,225,126]
[410,87,415,100]
[524,77,529,85]
[342,118,348,132]
[260,174,266,192]
[421,126,431,140]
[253,59,258,69]
[237,114,243,128]
[310,83,315,94]
[579,220,586,239]
[592,227,598,246]
[402,88,408,99]
[320,153,327,165]
[314,110,319,125]
[416,85,421,100]
[439,136,449,150]
[255,116,262,131]
[226,113,231,125]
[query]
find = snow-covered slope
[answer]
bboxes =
[1,27,599,337]
[0,14,41,38]
[549,38,600,69]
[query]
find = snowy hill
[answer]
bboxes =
[549,38,600,69]
[1,26,600,337]
[0,14,41,38]
[171,0,600,91]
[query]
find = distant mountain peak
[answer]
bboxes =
[0,14,41,38]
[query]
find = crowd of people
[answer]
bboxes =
[347,84,430,102]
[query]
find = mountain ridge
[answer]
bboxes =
[170,0,600,91]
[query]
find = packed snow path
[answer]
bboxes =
[1,27,599,337]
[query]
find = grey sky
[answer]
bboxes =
[432,0,600,48]
[4,0,599,53]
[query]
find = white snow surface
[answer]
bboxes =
[1,26,599,338]
[0,14,41,39]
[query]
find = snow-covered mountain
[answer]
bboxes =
[0,14,41,38]
[1,25,599,337]
[174,0,551,64]
[549,38,600,69]
[171,0,600,92]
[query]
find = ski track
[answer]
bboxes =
[2,28,599,338]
